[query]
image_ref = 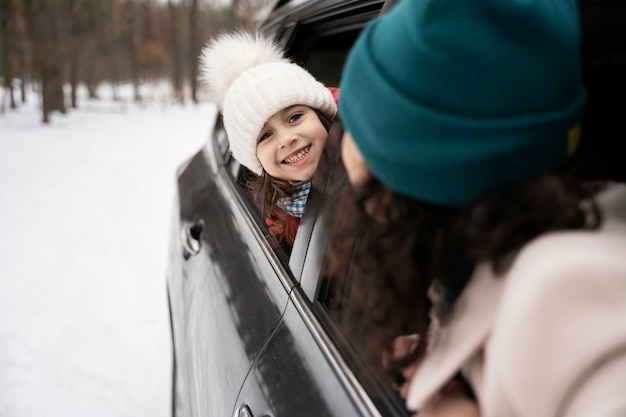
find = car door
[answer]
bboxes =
[169,114,295,417]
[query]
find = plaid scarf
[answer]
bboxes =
[277,180,311,218]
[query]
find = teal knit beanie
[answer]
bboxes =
[339,0,586,207]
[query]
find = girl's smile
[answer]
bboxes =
[283,144,311,165]
[257,106,328,182]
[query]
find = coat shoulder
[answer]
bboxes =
[483,184,626,416]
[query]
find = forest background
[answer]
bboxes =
[0,0,274,123]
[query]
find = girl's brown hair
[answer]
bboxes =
[247,108,333,246]
[324,164,604,385]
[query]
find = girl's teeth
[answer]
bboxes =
[285,145,311,163]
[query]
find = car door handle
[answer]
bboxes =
[181,219,204,258]
[234,404,253,417]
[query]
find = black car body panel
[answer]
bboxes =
[169,147,293,417]
[167,0,625,416]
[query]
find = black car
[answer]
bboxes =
[166,1,625,416]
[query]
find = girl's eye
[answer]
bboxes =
[258,131,272,142]
[288,113,303,124]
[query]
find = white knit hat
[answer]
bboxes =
[199,32,337,175]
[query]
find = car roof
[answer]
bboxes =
[261,0,392,38]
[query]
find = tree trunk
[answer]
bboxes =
[24,0,47,122]
[47,2,66,114]
[1,0,17,110]
[11,0,29,104]
[188,0,198,103]
[168,0,184,104]
[24,0,66,123]
[127,0,142,102]
[69,55,78,108]
[104,0,120,101]
[39,63,50,122]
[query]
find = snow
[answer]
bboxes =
[0,84,215,417]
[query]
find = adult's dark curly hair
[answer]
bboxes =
[323,163,605,386]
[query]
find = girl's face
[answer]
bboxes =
[341,131,371,185]
[256,105,328,182]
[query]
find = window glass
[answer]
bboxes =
[302,35,357,87]
[315,245,413,417]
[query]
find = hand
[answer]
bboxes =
[383,334,421,398]
[385,335,480,417]
[420,379,480,417]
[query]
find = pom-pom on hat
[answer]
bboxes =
[199,32,337,175]
[339,0,586,207]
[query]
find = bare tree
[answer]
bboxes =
[102,0,121,101]
[24,0,66,123]
[187,0,198,103]
[1,0,17,111]
[13,0,30,104]
[229,0,275,31]
[66,0,96,107]
[168,0,184,103]
[126,0,142,102]
[0,0,281,121]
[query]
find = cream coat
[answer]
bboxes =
[407,184,626,417]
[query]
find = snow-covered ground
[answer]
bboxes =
[0,84,215,417]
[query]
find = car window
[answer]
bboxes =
[221,18,376,268]
[291,6,382,86]
[309,165,413,417]
[300,31,361,87]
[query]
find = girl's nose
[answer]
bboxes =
[279,131,298,148]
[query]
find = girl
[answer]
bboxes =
[199,32,337,246]
[327,0,626,416]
